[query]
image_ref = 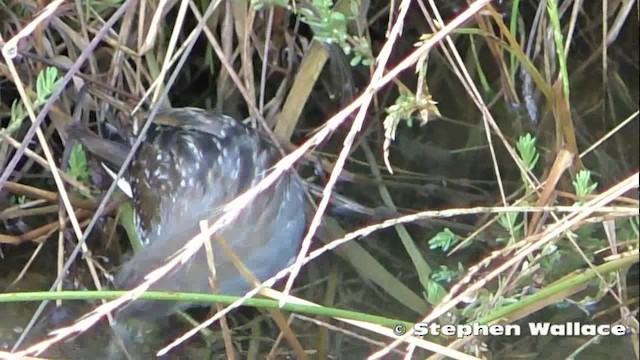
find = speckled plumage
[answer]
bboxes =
[114,108,307,319]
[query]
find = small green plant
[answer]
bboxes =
[516,133,540,190]
[349,36,373,66]
[35,67,61,103]
[382,91,440,172]
[299,0,349,48]
[69,144,91,183]
[461,288,519,320]
[428,228,461,252]
[252,0,373,65]
[9,195,29,206]
[384,91,441,130]
[431,263,464,284]
[516,133,539,171]
[1,67,62,140]
[297,0,373,66]
[573,170,598,202]
[496,211,524,244]
[426,229,464,304]
[568,171,599,243]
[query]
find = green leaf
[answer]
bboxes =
[428,228,460,252]
[69,143,90,183]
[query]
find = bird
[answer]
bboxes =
[70,107,308,320]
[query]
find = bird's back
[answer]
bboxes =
[114,108,307,319]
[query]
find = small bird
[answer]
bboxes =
[71,107,307,319]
